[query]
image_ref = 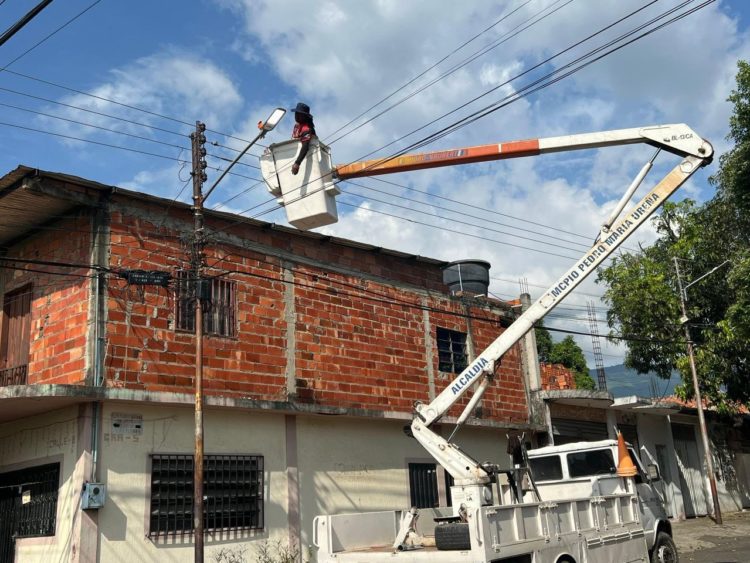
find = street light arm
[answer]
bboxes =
[203,107,287,203]
[683,259,732,295]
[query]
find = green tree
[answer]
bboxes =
[596,61,750,412]
[535,321,554,363]
[549,335,596,390]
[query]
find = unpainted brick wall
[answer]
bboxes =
[0,216,92,384]
[101,198,529,424]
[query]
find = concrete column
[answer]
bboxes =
[283,262,297,397]
[520,293,541,391]
[71,403,99,563]
[285,415,301,560]
[422,299,436,401]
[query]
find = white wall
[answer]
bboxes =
[0,406,83,562]
[635,413,684,519]
[97,403,289,563]
[295,416,509,561]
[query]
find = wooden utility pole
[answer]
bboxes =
[191,121,207,561]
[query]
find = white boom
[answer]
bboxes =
[261,124,713,507]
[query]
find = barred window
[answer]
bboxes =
[436,327,468,373]
[175,271,237,337]
[149,454,263,538]
[0,462,59,558]
[408,462,454,508]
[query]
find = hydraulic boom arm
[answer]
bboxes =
[347,125,712,487]
[263,124,713,490]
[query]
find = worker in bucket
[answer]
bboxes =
[290,102,317,175]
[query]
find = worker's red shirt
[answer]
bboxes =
[292,123,315,143]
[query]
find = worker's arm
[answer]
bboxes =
[292,125,315,174]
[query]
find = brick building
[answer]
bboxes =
[0,167,541,562]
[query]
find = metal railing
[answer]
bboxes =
[0,364,27,386]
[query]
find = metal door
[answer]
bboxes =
[672,424,708,517]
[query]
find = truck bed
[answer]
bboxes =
[314,493,650,563]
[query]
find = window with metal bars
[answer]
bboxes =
[408,463,453,509]
[175,272,236,337]
[0,462,59,562]
[436,327,468,374]
[149,454,263,537]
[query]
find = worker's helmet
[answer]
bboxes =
[291,102,312,116]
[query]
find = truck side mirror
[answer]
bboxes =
[647,464,661,481]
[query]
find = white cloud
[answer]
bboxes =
[213,0,750,366]
[37,50,243,140]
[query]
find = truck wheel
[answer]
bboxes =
[650,532,678,563]
[435,522,471,551]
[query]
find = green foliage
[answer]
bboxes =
[596,61,750,412]
[535,322,554,362]
[573,370,597,391]
[548,335,596,390]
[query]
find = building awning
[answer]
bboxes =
[536,389,614,408]
[612,395,682,415]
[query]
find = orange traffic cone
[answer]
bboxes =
[616,431,638,477]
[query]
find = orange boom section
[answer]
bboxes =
[335,139,541,179]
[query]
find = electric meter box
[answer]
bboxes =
[81,482,106,510]
[260,138,340,230]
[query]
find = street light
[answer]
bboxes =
[203,107,286,202]
[673,258,731,526]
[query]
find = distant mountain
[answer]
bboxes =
[590,364,679,399]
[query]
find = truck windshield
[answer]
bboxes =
[528,455,563,481]
[567,449,616,478]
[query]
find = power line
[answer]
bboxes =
[327,0,576,145]
[0,85,189,138]
[325,0,538,142]
[0,0,55,49]
[0,120,261,183]
[339,184,588,253]
[343,179,593,249]
[349,0,689,170]
[234,0,687,225]
[1,0,103,69]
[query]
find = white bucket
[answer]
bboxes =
[260,138,340,230]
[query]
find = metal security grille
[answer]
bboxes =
[149,454,263,537]
[409,463,439,508]
[436,327,467,374]
[175,272,236,337]
[0,463,59,563]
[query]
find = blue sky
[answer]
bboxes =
[2,0,749,366]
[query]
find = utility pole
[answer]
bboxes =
[191,121,207,562]
[673,257,723,525]
[186,110,284,561]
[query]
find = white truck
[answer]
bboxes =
[261,124,713,563]
[527,440,677,563]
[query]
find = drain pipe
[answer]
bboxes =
[89,198,109,483]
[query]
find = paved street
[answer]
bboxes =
[673,511,750,563]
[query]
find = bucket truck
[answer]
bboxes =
[260,125,712,562]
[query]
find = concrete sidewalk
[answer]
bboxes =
[673,511,750,562]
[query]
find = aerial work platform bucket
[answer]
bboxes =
[260,139,341,230]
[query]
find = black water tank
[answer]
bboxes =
[442,260,491,296]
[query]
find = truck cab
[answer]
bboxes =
[527,440,677,563]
